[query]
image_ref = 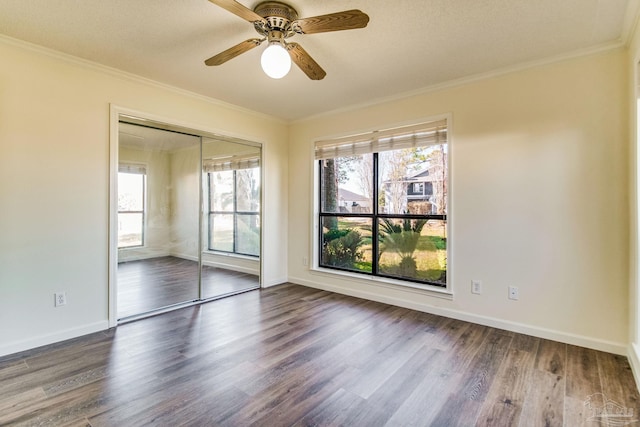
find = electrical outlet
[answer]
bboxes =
[508,286,519,300]
[54,292,67,307]
[302,257,308,266]
[471,280,482,294]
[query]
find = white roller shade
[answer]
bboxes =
[118,163,147,174]
[315,118,447,160]
[203,153,260,172]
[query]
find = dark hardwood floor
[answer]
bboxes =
[1,283,638,426]
[118,256,259,318]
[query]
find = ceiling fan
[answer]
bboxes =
[204,0,370,80]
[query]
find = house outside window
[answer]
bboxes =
[315,118,448,287]
[205,156,260,257]
[118,164,146,248]
[410,182,424,195]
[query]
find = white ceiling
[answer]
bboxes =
[0,0,636,121]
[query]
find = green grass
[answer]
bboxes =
[353,261,372,272]
[416,235,446,251]
[322,220,446,284]
[379,265,446,283]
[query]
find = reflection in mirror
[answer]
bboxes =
[201,138,261,299]
[117,122,201,319]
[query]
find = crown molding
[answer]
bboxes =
[0,34,286,125]
[623,0,640,46]
[293,40,625,124]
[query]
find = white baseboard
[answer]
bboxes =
[172,252,259,275]
[0,321,110,358]
[628,343,640,393]
[170,252,198,262]
[202,259,259,275]
[262,277,288,288]
[289,276,627,355]
[117,250,171,263]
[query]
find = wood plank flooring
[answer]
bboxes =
[118,256,259,318]
[1,283,638,426]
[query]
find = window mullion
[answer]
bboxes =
[318,162,324,266]
[372,153,379,276]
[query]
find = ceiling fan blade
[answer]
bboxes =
[292,10,369,34]
[208,0,266,23]
[205,38,263,66]
[287,43,326,80]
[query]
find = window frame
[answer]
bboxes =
[117,168,147,249]
[313,117,451,293]
[206,168,260,257]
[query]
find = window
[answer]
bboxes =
[410,182,424,195]
[205,156,260,257]
[118,164,146,248]
[316,119,448,287]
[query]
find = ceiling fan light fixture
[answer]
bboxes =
[261,42,291,79]
[206,1,369,80]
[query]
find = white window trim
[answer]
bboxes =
[309,114,453,296]
[117,163,148,250]
[205,168,261,257]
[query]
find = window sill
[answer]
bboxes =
[118,245,145,251]
[202,250,259,261]
[309,266,453,300]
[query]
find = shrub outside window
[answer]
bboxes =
[316,119,448,287]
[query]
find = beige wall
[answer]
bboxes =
[289,49,629,353]
[0,39,288,356]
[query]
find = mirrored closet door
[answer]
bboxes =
[115,118,261,321]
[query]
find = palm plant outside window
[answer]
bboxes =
[316,119,448,287]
